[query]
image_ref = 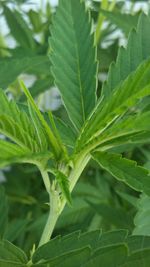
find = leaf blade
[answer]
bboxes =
[49,0,97,131]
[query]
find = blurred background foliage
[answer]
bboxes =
[0,0,150,255]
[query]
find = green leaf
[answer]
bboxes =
[0,186,8,239]
[4,218,29,243]
[102,13,150,98]
[133,194,150,236]
[76,59,150,152]
[93,111,150,151]
[0,140,30,168]
[32,229,127,264]
[83,244,128,267]
[54,117,76,148]
[0,56,50,89]
[3,5,35,49]
[0,240,27,266]
[0,90,42,152]
[49,0,97,131]
[92,151,150,196]
[121,248,150,267]
[20,81,65,159]
[56,170,72,205]
[127,235,150,253]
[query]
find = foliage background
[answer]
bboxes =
[0,0,150,263]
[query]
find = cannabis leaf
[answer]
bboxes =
[92,151,150,196]
[0,89,43,152]
[76,59,150,152]
[49,0,97,131]
[102,13,150,98]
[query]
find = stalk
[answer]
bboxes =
[38,188,60,247]
[94,0,116,45]
[38,153,91,247]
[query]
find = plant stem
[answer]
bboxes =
[94,0,109,45]
[38,153,91,247]
[38,188,59,247]
[94,0,116,45]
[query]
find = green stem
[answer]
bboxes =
[94,0,108,45]
[38,188,60,247]
[38,153,91,247]
[94,0,116,45]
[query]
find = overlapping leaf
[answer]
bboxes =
[76,59,150,152]
[0,89,46,152]
[32,229,150,267]
[49,0,97,131]
[102,13,150,98]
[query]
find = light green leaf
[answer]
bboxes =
[49,0,97,131]
[93,111,150,151]
[0,90,41,152]
[92,151,150,196]
[0,140,30,168]
[0,186,8,239]
[102,13,150,98]
[20,81,65,159]
[76,59,150,152]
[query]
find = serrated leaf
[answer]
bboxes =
[3,5,35,49]
[0,90,41,152]
[76,59,150,152]
[92,111,150,151]
[32,229,128,264]
[56,170,72,204]
[49,0,97,131]
[20,81,65,159]
[103,13,150,98]
[102,13,150,98]
[0,186,8,239]
[92,151,150,196]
